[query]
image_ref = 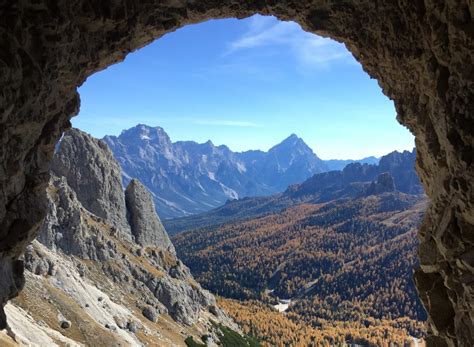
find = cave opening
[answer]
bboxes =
[31,15,427,346]
[0,2,472,346]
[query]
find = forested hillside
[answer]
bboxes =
[173,191,428,343]
[219,298,425,346]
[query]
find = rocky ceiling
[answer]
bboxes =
[0,1,472,345]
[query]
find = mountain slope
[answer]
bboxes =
[103,125,329,219]
[173,192,427,313]
[165,149,423,235]
[1,129,243,347]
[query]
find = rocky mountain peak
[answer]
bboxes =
[267,134,325,168]
[111,124,172,146]
[270,133,312,153]
[32,128,231,336]
[261,134,329,189]
[125,179,175,253]
[103,125,330,219]
[52,128,132,241]
[282,133,299,143]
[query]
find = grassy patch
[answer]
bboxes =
[185,336,206,347]
[185,322,261,347]
[212,321,261,347]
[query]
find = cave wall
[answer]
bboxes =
[0,1,472,345]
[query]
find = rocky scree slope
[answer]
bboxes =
[103,125,329,219]
[1,128,235,346]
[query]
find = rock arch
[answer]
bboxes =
[0,1,472,345]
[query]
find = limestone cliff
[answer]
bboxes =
[52,129,132,241]
[3,129,236,346]
[125,179,175,253]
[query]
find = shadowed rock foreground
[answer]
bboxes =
[0,1,472,345]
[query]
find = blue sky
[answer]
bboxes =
[74,15,414,159]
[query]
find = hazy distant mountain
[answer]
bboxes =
[103,125,329,219]
[288,149,423,200]
[164,148,423,234]
[324,156,379,171]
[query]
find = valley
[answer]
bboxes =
[172,193,428,345]
[170,149,427,346]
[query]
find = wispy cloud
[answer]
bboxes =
[192,119,263,127]
[224,15,350,68]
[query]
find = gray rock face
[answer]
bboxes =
[52,129,132,241]
[142,306,158,323]
[31,128,222,328]
[146,275,218,326]
[125,179,175,253]
[24,244,56,276]
[37,174,120,261]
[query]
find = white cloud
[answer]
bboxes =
[192,119,263,127]
[224,15,351,67]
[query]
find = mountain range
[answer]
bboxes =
[164,148,423,234]
[103,124,380,219]
[1,126,427,346]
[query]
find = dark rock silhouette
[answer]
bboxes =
[0,2,472,344]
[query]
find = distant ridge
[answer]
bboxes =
[324,156,379,171]
[104,124,404,219]
[164,148,423,234]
